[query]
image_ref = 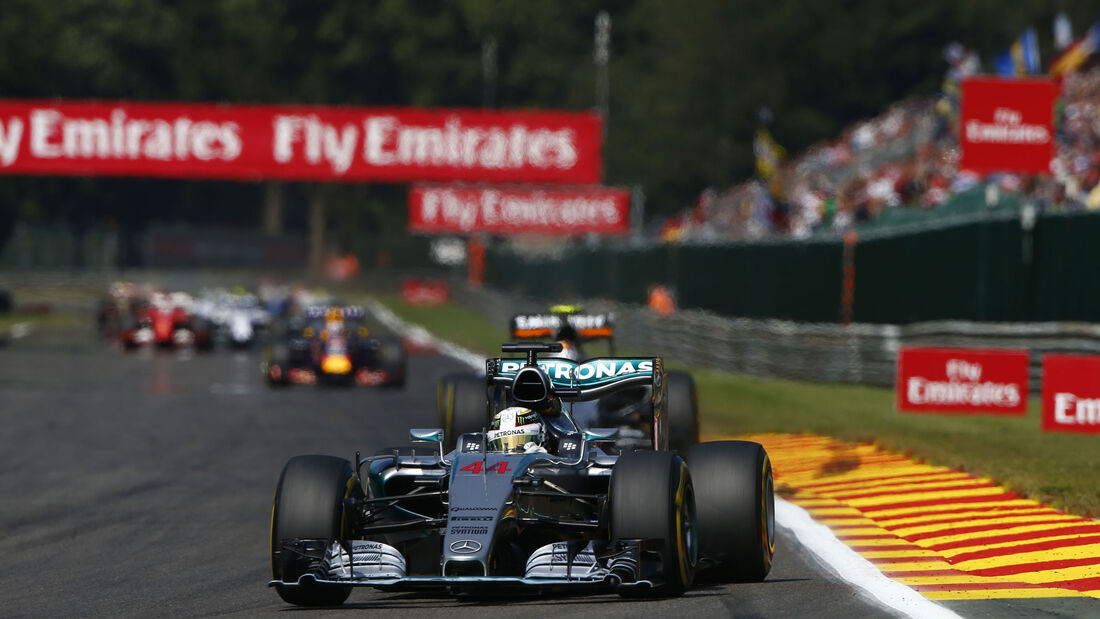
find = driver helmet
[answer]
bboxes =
[487,407,545,453]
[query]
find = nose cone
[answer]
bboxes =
[321,354,352,375]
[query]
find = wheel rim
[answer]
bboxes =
[764,462,775,553]
[681,480,698,568]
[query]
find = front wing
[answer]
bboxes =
[270,538,663,593]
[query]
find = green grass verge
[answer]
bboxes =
[0,311,85,332]
[374,295,1100,518]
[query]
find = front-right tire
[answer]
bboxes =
[610,450,697,597]
[270,455,355,607]
[687,440,774,582]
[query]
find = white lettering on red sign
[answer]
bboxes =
[410,185,629,235]
[896,347,1028,414]
[1053,393,1100,425]
[364,116,577,171]
[906,377,1021,407]
[25,108,242,163]
[0,101,602,183]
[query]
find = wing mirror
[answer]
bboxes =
[409,428,444,443]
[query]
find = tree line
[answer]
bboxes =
[0,0,1094,259]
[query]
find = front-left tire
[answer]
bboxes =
[270,455,355,606]
[610,450,697,597]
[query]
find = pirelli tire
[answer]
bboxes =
[265,344,291,387]
[687,440,774,583]
[438,373,488,447]
[610,451,697,597]
[377,337,407,388]
[666,371,700,455]
[270,455,355,607]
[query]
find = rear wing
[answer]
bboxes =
[509,313,614,341]
[486,354,669,450]
[303,305,365,320]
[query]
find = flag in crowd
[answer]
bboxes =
[994,27,1041,77]
[1053,13,1074,52]
[1049,21,1100,78]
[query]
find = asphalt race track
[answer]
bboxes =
[0,325,913,618]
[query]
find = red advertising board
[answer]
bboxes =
[408,184,631,235]
[400,278,450,306]
[1041,355,1100,434]
[0,100,602,183]
[896,347,1029,414]
[959,77,1057,174]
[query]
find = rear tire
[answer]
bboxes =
[687,441,774,582]
[610,451,696,597]
[270,455,355,606]
[666,371,700,455]
[378,337,406,388]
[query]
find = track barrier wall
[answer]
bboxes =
[484,199,1100,326]
[453,283,1100,391]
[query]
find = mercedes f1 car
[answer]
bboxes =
[438,308,699,453]
[263,305,406,387]
[270,342,773,606]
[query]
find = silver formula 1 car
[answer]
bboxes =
[269,342,774,606]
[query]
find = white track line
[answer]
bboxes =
[10,322,33,339]
[778,500,960,618]
[368,300,960,619]
[368,301,484,370]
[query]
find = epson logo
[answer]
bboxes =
[450,516,493,522]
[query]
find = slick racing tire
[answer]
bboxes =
[270,455,355,607]
[666,371,700,455]
[687,440,774,582]
[265,344,291,387]
[191,319,214,352]
[610,451,697,597]
[438,373,488,447]
[377,337,407,388]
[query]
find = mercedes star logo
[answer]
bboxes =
[449,539,482,554]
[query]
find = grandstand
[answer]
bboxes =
[663,66,1100,243]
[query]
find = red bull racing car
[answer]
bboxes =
[264,305,406,387]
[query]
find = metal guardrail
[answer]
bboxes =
[453,282,1100,391]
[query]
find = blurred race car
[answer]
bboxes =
[264,305,406,387]
[119,291,213,351]
[192,288,271,348]
[437,305,699,454]
[269,342,773,606]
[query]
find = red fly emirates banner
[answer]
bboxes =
[896,347,1029,414]
[408,184,631,235]
[0,100,602,183]
[959,78,1057,174]
[1041,355,1100,434]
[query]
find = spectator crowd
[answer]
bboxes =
[661,62,1100,243]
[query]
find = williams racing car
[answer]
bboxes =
[269,342,773,606]
[263,305,406,387]
[438,307,699,453]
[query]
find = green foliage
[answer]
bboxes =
[1,1,1099,241]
